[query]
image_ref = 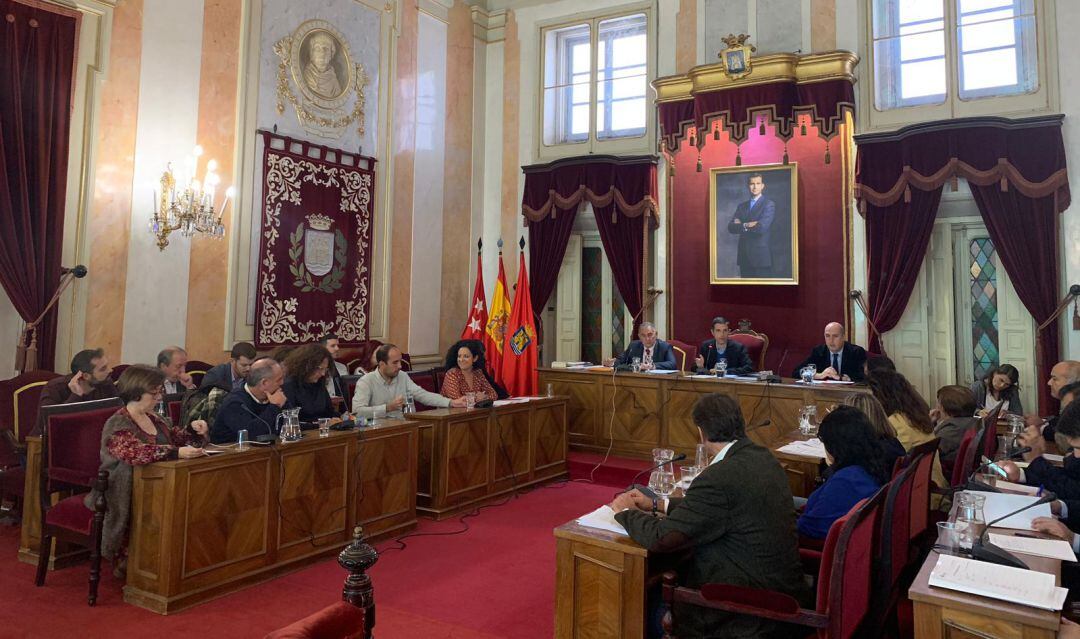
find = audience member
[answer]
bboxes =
[38,348,117,411]
[319,333,350,397]
[693,316,753,375]
[211,358,290,444]
[842,393,906,473]
[791,322,867,382]
[931,385,980,476]
[603,322,677,371]
[796,406,886,539]
[157,346,195,395]
[867,368,945,487]
[609,393,808,638]
[1001,382,1080,498]
[1028,360,1080,446]
[282,344,339,421]
[200,342,257,391]
[441,339,501,401]
[351,344,466,418]
[1023,400,1080,548]
[85,365,206,578]
[863,354,896,378]
[971,364,1023,416]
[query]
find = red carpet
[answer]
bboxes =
[567,451,652,487]
[0,481,617,638]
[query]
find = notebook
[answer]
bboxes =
[928,554,1067,611]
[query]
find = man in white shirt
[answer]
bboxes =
[351,343,466,417]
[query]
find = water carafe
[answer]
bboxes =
[276,407,303,443]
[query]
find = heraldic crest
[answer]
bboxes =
[289,213,347,293]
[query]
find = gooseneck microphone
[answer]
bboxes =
[240,404,278,443]
[970,489,1057,569]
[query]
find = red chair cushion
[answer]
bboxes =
[0,465,25,497]
[45,494,95,535]
[264,601,366,639]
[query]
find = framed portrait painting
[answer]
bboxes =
[708,163,798,285]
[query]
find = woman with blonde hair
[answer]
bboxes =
[843,392,906,473]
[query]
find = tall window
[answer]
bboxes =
[871,0,1039,110]
[542,12,648,146]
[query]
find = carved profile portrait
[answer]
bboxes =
[299,30,347,100]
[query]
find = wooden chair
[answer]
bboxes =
[900,438,939,548]
[0,370,60,510]
[264,525,377,639]
[337,341,384,375]
[185,360,213,389]
[729,319,769,371]
[108,364,130,383]
[661,489,885,639]
[409,369,441,411]
[869,459,921,637]
[35,398,122,606]
[666,339,698,373]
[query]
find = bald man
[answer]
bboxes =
[210,358,292,444]
[791,322,867,382]
[1028,360,1080,445]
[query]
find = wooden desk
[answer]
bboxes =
[21,419,419,614]
[554,519,648,639]
[411,397,568,519]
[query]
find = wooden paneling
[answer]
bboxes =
[413,398,569,519]
[356,425,418,538]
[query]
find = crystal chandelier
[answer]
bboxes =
[148,145,234,251]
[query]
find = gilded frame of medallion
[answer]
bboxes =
[708,163,799,286]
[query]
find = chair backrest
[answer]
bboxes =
[666,340,697,373]
[878,460,919,595]
[109,364,130,382]
[817,489,885,639]
[341,375,361,402]
[0,369,60,446]
[168,400,183,426]
[729,320,769,370]
[950,427,980,488]
[185,360,212,389]
[979,402,1003,460]
[434,368,447,393]
[904,438,939,542]
[337,341,384,375]
[408,369,439,411]
[39,399,123,497]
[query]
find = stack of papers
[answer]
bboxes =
[493,398,531,407]
[576,506,627,536]
[811,379,855,385]
[644,369,679,375]
[776,438,827,459]
[992,480,1039,496]
[987,533,1078,562]
[929,554,1068,611]
[962,490,1052,529]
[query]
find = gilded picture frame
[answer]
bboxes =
[708,163,799,285]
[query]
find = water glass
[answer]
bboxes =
[715,357,728,378]
[237,428,248,452]
[695,443,708,469]
[318,418,331,438]
[465,392,476,409]
[649,470,676,498]
[546,383,554,398]
[679,464,702,486]
[800,365,816,383]
[799,405,818,436]
[631,357,642,373]
[954,492,986,551]
[936,521,965,555]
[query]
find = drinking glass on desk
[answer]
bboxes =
[799,405,818,436]
[800,365,816,384]
[714,357,728,378]
[936,521,965,555]
[695,443,708,469]
[318,418,331,438]
[465,392,476,409]
[631,357,642,373]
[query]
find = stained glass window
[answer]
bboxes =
[969,237,999,381]
[581,247,602,364]
[611,284,626,356]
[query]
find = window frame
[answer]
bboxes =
[537,4,655,160]
[861,0,1058,131]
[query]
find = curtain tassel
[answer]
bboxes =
[713,126,720,141]
[669,164,675,177]
[696,154,702,172]
[758,118,766,136]
[735,146,742,166]
[1000,176,1009,192]
[800,122,807,136]
[550,208,556,219]
[824,141,831,165]
[903,186,912,203]
[611,211,618,224]
[782,142,789,165]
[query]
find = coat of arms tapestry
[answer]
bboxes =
[255,131,375,347]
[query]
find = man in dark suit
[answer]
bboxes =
[610,393,809,637]
[791,322,867,382]
[726,173,776,278]
[211,358,291,444]
[605,322,677,371]
[694,316,753,375]
[200,341,257,392]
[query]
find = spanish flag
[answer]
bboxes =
[500,248,537,397]
[486,250,512,384]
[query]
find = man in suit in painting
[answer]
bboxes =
[726,173,776,278]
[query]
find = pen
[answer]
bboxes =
[1037,485,1044,497]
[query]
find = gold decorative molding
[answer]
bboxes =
[653,50,859,103]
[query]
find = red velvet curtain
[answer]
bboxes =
[592,206,645,332]
[864,189,942,354]
[0,1,77,371]
[970,185,1060,412]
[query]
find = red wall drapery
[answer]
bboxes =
[855,115,1070,413]
[522,156,658,335]
[0,0,78,371]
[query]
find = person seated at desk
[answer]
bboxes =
[319,332,350,397]
[692,316,753,375]
[200,341,256,391]
[603,322,676,371]
[972,364,1024,416]
[867,368,946,488]
[1026,362,1080,450]
[157,346,196,395]
[38,347,117,410]
[281,344,339,422]
[1020,401,1080,548]
[441,339,503,401]
[351,344,466,418]
[842,393,906,474]
[211,358,290,444]
[931,385,980,477]
[85,365,207,578]
[1001,386,1080,499]
[609,393,809,638]
[796,406,887,540]
[791,322,867,382]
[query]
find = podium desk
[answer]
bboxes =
[410,397,568,519]
[21,419,419,614]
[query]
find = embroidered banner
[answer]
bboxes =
[255,131,375,347]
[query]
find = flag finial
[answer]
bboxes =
[518,236,525,250]
[497,238,504,251]
[477,237,483,252]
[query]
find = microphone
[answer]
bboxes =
[61,265,88,278]
[970,490,1057,569]
[849,289,862,299]
[629,453,688,486]
[769,348,789,382]
[240,404,278,442]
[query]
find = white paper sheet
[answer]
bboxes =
[962,490,1051,529]
[987,533,1079,562]
[991,480,1040,496]
[928,554,1068,611]
[813,379,855,385]
[776,439,827,459]
[576,506,628,536]
[644,369,679,375]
